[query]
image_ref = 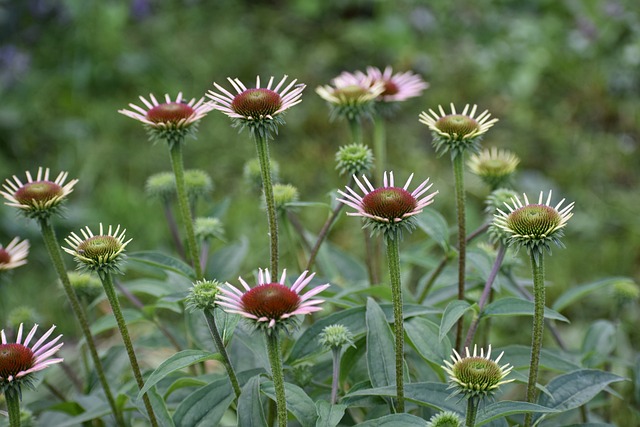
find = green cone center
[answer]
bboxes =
[436,114,479,136]
[77,236,121,259]
[0,343,35,379]
[231,88,282,118]
[335,85,369,101]
[146,102,195,123]
[241,283,300,319]
[362,187,417,220]
[453,357,502,389]
[507,204,561,237]
[14,181,63,205]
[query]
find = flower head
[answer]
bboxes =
[468,147,520,189]
[207,75,305,140]
[0,324,64,396]
[66,271,103,302]
[63,224,132,275]
[426,411,463,427]
[118,92,214,147]
[337,171,438,239]
[243,158,280,193]
[186,279,221,312]
[217,269,329,334]
[493,191,574,261]
[442,345,513,400]
[1,167,78,220]
[268,183,299,213]
[319,324,354,351]
[145,172,176,201]
[419,103,498,158]
[184,169,214,201]
[335,143,374,177]
[365,66,429,103]
[485,188,520,246]
[316,71,384,121]
[0,237,29,272]
[610,278,640,307]
[194,217,226,243]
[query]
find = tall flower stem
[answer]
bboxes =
[373,117,386,175]
[464,245,507,348]
[203,309,241,398]
[524,252,545,427]
[254,134,279,276]
[6,391,21,427]
[452,154,467,351]
[265,332,287,427]
[162,200,186,261]
[330,348,341,404]
[347,117,363,144]
[99,271,158,427]
[466,396,478,427]
[386,231,405,412]
[169,142,203,280]
[37,218,124,426]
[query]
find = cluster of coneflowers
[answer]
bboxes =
[0,64,576,427]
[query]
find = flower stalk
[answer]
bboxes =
[386,230,405,412]
[6,390,21,427]
[202,309,241,398]
[453,153,467,351]
[465,396,479,427]
[524,252,545,427]
[255,133,279,276]
[266,332,287,427]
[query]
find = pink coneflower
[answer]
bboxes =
[217,269,329,331]
[363,66,429,103]
[0,324,63,392]
[337,171,438,237]
[316,72,384,121]
[0,237,29,271]
[207,75,305,139]
[1,167,78,220]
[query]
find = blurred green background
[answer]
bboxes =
[1,0,639,327]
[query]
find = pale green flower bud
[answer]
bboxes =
[319,324,354,350]
[335,143,374,177]
[186,279,221,312]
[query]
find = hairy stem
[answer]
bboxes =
[466,396,478,427]
[162,199,186,261]
[203,309,242,398]
[386,232,405,412]
[254,133,279,276]
[373,117,386,175]
[347,117,363,144]
[524,252,545,427]
[265,332,287,427]
[452,154,467,351]
[330,348,341,404]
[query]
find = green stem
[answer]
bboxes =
[169,142,203,280]
[6,390,21,427]
[265,332,287,427]
[386,232,405,412]
[330,347,341,404]
[465,396,478,427]
[254,134,279,276]
[524,252,545,427]
[452,154,467,352]
[99,271,158,427]
[347,117,363,144]
[203,309,242,398]
[38,219,124,426]
[373,117,386,175]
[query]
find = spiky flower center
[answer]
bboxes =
[382,81,399,96]
[76,236,121,259]
[241,283,300,319]
[362,187,417,220]
[0,343,34,379]
[14,181,63,205]
[231,88,282,118]
[453,356,503,390]
[436,114,479,136]
[0,249,10,264]
[334,85,369,100]
[507,205,561,237]
[146,102,195,123]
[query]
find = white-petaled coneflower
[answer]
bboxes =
[419,103,498,158]
[493,190,574,262]
[0,237,29,272]
[63,224,132,275]
[467,147,520,189]
[1,167,78,220]
[217,269,329,334]
[118,92,214,147]
[207,75,305,140]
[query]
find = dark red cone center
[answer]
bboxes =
[14,181,63,205]
[146,102,195,123]
[240,283,300,319]
[362,187,417,220]
[231,89,282,118]
[0,249,10,264]
[0,343,35,379]
[382,81,399,96]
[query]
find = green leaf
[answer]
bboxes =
[552,277,628,312]
[238,376,266,427]
[90,309,146,335]
[500,345,581,372]
[365,298,396,388]
[439,300,472,341]
[147,386,176,427]
[50,405,113,427]
[415,208,450,251]
[315,401,347,427]
[405,317,451,365]
[205,237,248,281]
[172,378,234,427]
[262,381,318,427]
[137,350,220,400]
[287,303,436,363]
[535,369,626,422]
[163,377,208,400]
[358,413,429,426]
[129,251,195,279]
[483,297,569,322]
[475,401,559,426]
[344,382,462,414]
[581,320,616,367]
